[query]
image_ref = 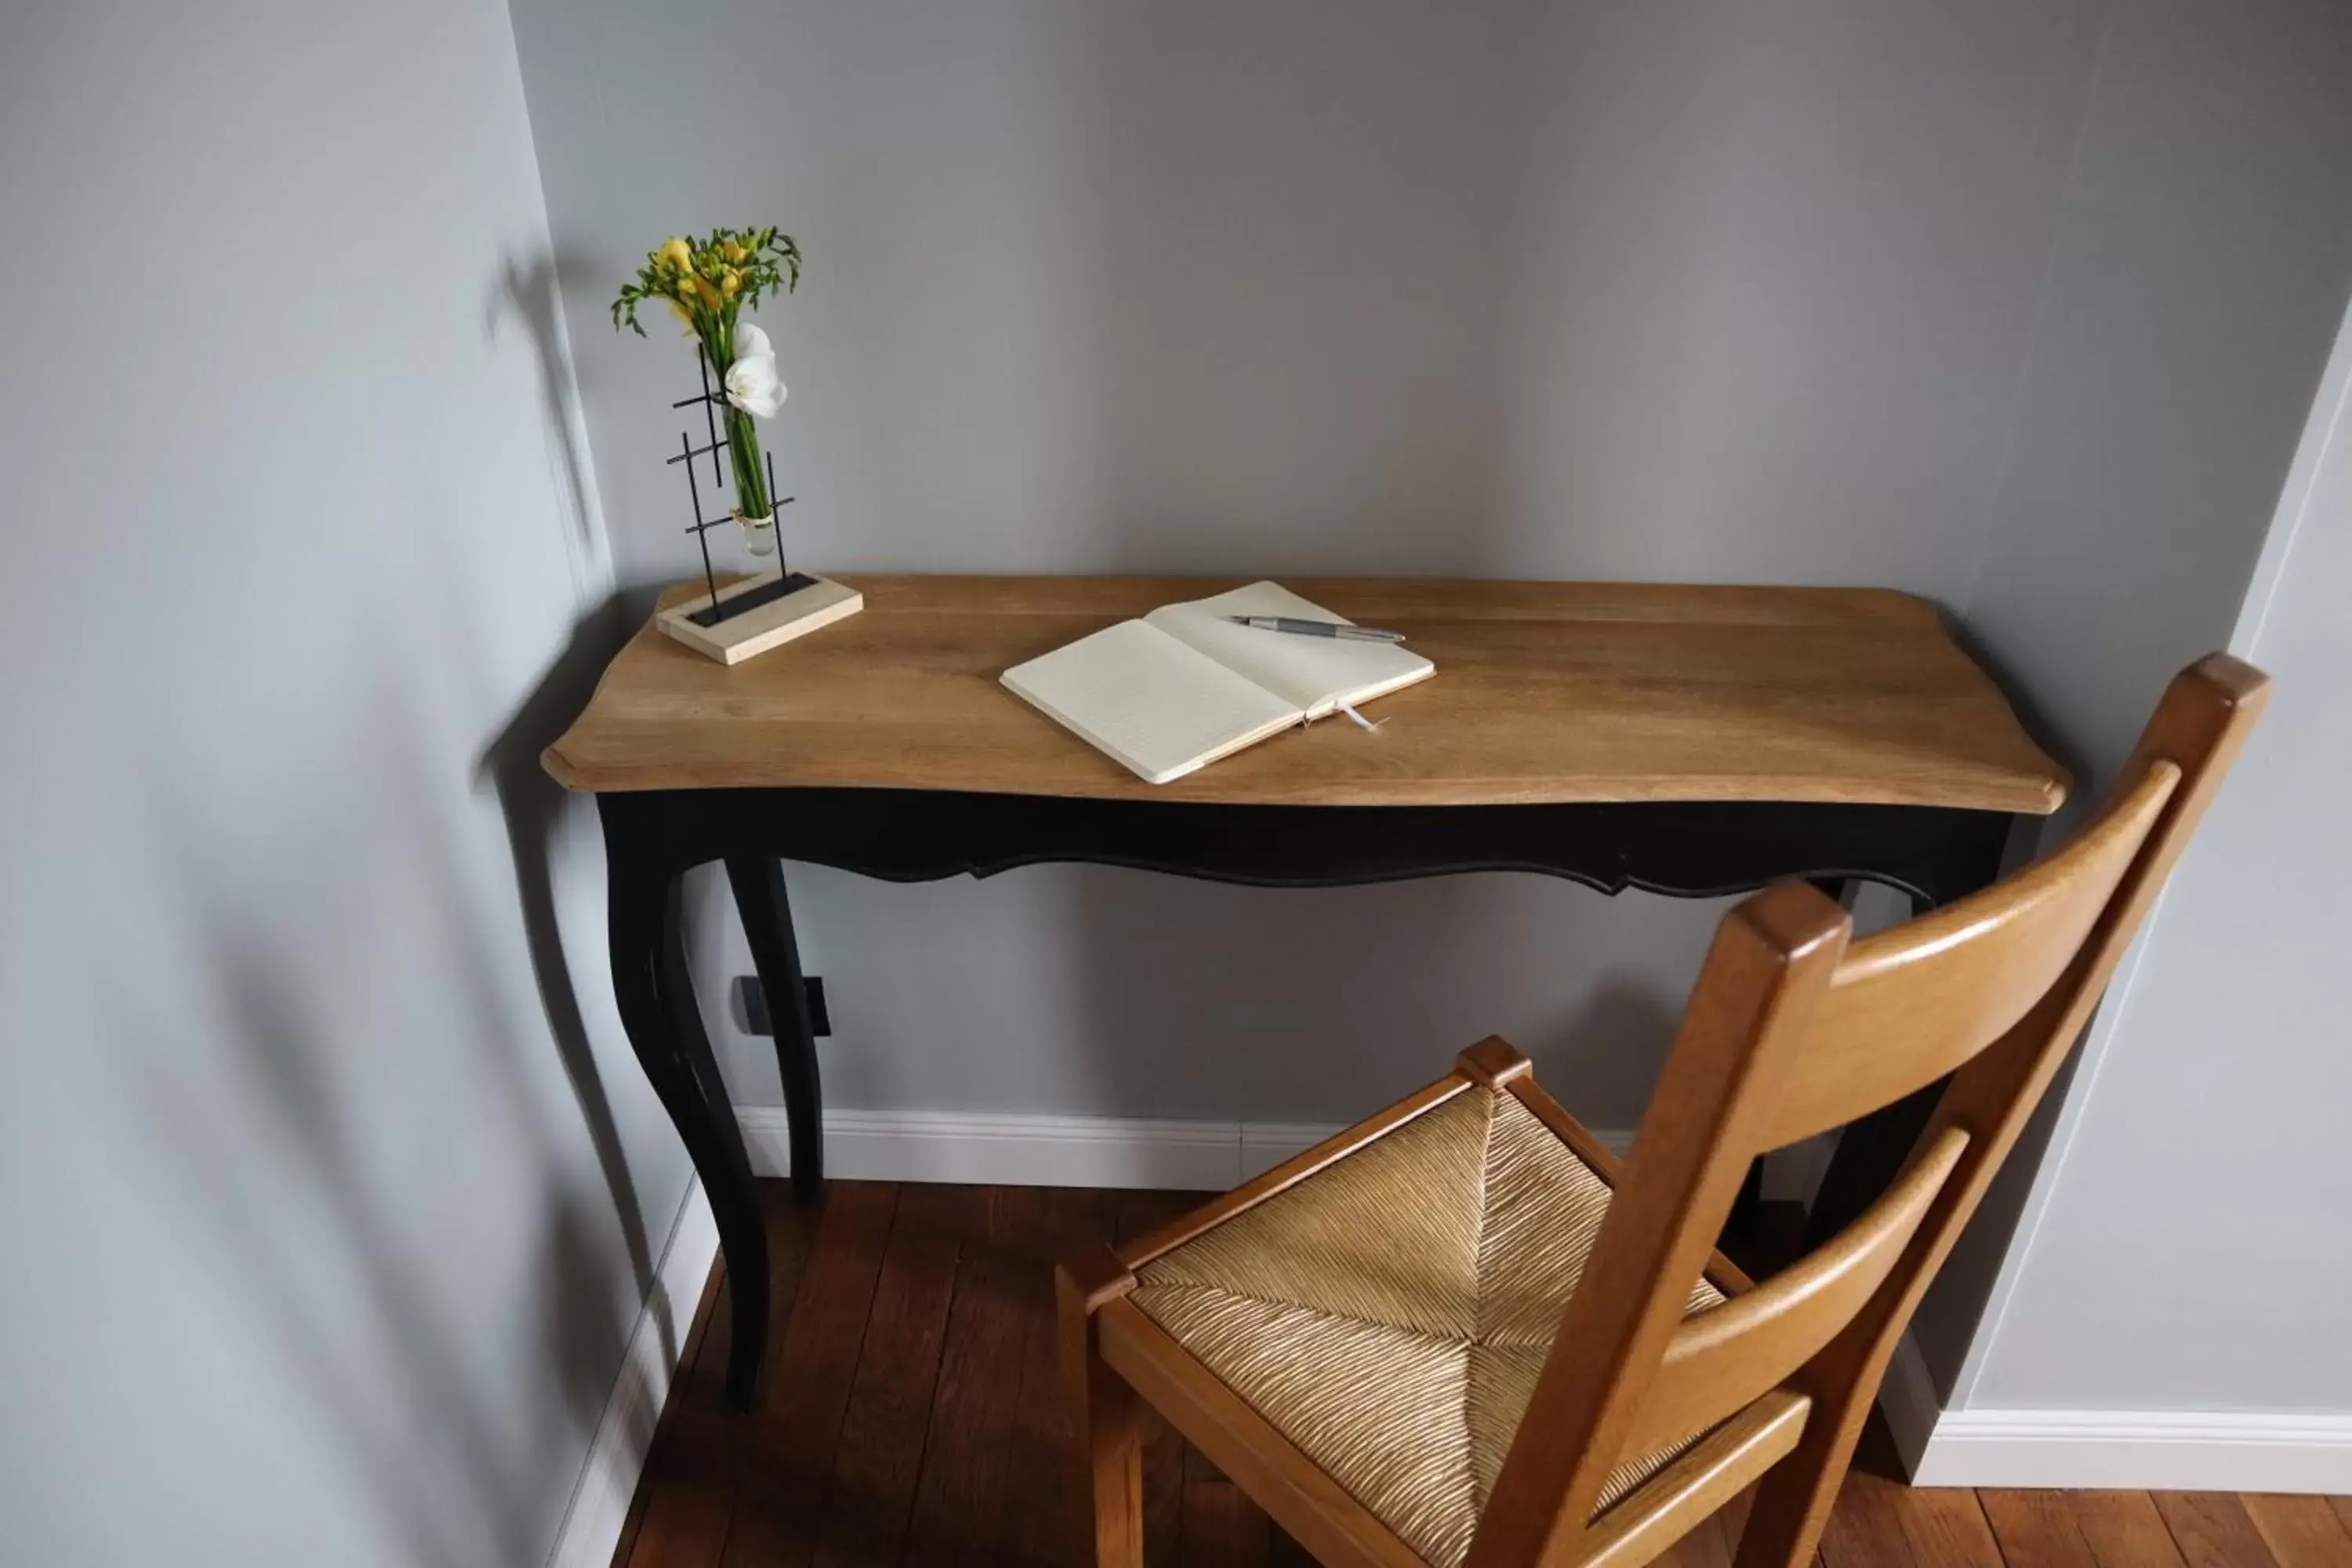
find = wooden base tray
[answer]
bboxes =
[654,569,864,666]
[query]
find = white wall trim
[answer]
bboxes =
[1905,1408,2352,1494]
[2229,289,2352,655]
[737,1107,1350,1189]
[545,1180,719,1568]
[731,1105,1847,1202]
[1878,1330,2352,1493]
[734,1106,1641,1190]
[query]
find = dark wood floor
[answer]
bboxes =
[615,1182,2352,1568]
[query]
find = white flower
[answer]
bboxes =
[724,349,786,419]
[732,322,771,360]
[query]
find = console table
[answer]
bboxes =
[543,575,2066,1410]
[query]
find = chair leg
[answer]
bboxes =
[1059,1254,1145,1568]
[1730,1345,1882,1568]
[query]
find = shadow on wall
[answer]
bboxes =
[491,254,607,594]
[92,240,653,1564]
[479,593,662,1348]
[123,963,495,1568]
[1053,868,1696,1127]
[117,779,636,1568]
[484,243,681,1374]
[1553,973,1686,1113]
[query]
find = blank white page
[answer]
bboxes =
[1146,582,1434,718]
[1000,619,1304,784]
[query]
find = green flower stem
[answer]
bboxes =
[728,408,770,520]
[699,332,771,521]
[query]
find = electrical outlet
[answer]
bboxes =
[731,975,831,1037]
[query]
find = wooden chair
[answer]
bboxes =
[1057,654,2267,1568]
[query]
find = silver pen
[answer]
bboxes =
[1224,615,1407,644]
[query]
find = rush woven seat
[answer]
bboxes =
[1131,1083,1723,1567]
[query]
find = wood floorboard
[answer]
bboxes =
[1181,1479,1272,1568]
[2154,1492,2288,1568]
[1820,1421,2002,1568]
[808,1185,975,1568]
[1888,1483,2006,1566]
[1983,1488,2198,1568]
[1114,1189,1208,1252]
[2241,1494,2352,1566]
[2071,1490,2193,1567]
[1980,1490,2103,1566]
[717,1181,899,1568]
[627,1184,827,1568]
[996,1186,1122,1568]
[1817,1466,1928,1568]
[901,1189,1062,1567]
[616,1182,2350,1568]
[1266,1521,1321,1568]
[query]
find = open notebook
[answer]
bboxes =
[1000,583,1435,784]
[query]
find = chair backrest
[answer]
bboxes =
[1468,654,2270,1568]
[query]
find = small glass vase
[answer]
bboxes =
[735,510,777,557]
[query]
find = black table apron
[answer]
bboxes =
[600,786,2016,1410]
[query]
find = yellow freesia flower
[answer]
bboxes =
[721,269,741,296]
[656,236,692,274]
[720,239,747,263]
[695,277,724,310]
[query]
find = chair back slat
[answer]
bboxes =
[1620,1127,1968,1457]
[1761,764,2179,1148]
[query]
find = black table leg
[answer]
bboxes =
[1801,832,2013,1250]
[608,855,772,1410]
[656,880,773,1407]
[1801,1081,1944,1249]
[1719,877,1858,1250]
[727,855,824,1203]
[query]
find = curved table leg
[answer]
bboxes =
[608,859,772,1410]
[1801,850,2009,1250]
[726,855,823,1203]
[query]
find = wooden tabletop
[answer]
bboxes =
[543,576,2068,813]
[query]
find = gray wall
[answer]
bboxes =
[0,1,678,1562]
[508,0,2352,1430]
[1907,0,2352,1406]
[524,0,2352,1429]
[1954,300,2352,1416]
[509,0,2132,1130]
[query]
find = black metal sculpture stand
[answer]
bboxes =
[663,352,808,626]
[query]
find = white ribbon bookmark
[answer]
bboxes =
[1338,701,1386,733]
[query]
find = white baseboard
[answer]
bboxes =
[728,1105,1850,1203]
[1878,1330,2352,1493]
[735,1106,1351,1189]
[545,1180,720,1568]
[735,1105,1641,1190]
